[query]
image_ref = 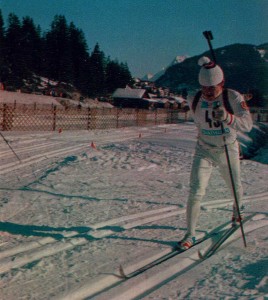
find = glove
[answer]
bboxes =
[212,106,228,122]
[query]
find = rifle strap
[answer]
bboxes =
[192,89,234,114]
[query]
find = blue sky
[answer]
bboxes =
[0,0,267,77]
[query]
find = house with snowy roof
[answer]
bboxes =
[112,87,154,109]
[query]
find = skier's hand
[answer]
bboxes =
[212,106,228,122]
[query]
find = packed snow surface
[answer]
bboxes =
[0,123,267,299]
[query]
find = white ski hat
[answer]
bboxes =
[198,56,224,86]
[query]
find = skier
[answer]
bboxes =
[178,56,253,250]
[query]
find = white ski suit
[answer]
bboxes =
[186,89,253,237]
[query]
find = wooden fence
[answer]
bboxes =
[0,103,189,131]
[1,103,267,132]
[250,108,268,123]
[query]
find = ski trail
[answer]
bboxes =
[0,129,153,177]
[0,238,87,275]
[90,205,179,229]
[0,193,266,275]
[0,144,88,174]
[108,222,268,300]
[202,192,268,209]
[0,141,64,159]
[56,217,268,300]
[0,206,182,273]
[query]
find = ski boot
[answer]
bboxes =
[177,235,196,250]
[232,205,244,226]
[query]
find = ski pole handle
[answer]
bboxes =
[203,31,217,63]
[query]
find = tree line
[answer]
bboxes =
[0,11,133,97]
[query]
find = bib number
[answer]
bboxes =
[205,110,221,128]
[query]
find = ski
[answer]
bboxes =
[118,231,219,280]
[198,216,251,260]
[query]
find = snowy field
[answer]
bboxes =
[0,122,267,300]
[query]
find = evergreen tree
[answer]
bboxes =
[69,22,90,93]
[43,15,72,83]
[0,9,9,83]
[5,13,25,87]
[119,62,133,87]
[105,59,121,93]
[21,16,42,75]
[88,43,106,97]
[0,10,5,64]
[105,59,133,93]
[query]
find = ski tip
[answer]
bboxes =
[198,250,205,260]
[118,265,128,279]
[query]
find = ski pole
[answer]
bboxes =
[203,30,247,247]
[0,131,21,162]
[219,121,247,248]
[203,31,217,63]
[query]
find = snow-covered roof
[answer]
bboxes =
[142,98,158,103]
[112,88,146,99]
[157,98,170,104]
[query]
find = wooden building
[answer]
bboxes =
[112,88,152,109]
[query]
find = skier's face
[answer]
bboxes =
[201,82,224,101]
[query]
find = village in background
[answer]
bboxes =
[0,74,189,111]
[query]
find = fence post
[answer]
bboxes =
[115,108,119,128]
[185,111,188,121]
[87,107,91,130]
[2,103,7,130]
[2,103,14,131]
[52,105,57,131]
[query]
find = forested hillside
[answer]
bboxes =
[0,11,133,97]
[156,43,268,107]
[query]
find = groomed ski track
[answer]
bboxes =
[55,214,268,300]
[0,193,267,299]
[0,193,267,274]
[0,124,267,299]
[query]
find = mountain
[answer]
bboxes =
[141,55,189,82]
[257,43,268,61]
[141,73,155,81]
[156,43,268,106]
[170,55,190,65]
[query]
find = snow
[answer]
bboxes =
[0,90,114,109]
[0,118,267,299]
[0,90,62,106]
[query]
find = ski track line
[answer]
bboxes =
[0,141,64,159]
[0,192,265,268]
[0,131,152,175]
[57,217,268,300]
[0,144,89,175]
[202,192,268,209]
[199,215,268,257]
[0,206,184,272]
[0,231,79,260]
[0,237,87,275]
[0,136,52,151]
[90,205,181,229]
